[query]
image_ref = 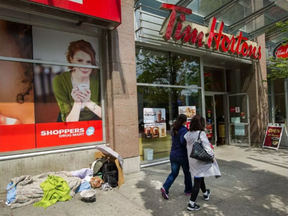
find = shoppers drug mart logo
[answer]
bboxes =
[86,127,95,136]
[41,128,86,138]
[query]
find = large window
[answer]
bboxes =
[136,48,202,161]
[268,78,286,124]
[0,20,103,153]
[226,65,253,93]
[204,67,225,92]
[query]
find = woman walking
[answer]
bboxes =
[160,114,192,200]
[184,115,221,211]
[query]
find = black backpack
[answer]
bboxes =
[102,161,118,187]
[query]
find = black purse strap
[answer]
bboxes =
[197,131,202,141]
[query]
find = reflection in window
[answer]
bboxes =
[204,67,225,92]
[136,48,200,86]
[226,65,252,93]
[272,79,285,123]
[268,78,286,124]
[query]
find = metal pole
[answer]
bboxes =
[200,57,205,117]
[285,77,288,129]
[271,81,275,124]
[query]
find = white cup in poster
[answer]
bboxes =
[178,106,196,119]
[158,123,167,138]
[143,108,166,123]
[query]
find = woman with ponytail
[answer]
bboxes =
[160,114,192,200]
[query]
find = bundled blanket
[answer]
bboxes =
[8,171,81,209]
[33,175,72,209]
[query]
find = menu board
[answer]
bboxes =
[178,106,196,119]
[143,108,166,139]
[263,124,285,150]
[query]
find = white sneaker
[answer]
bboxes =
[203,189,211,201]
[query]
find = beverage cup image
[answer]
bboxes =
[78,83,89,90]
[157,110,161,122]
[153,127,159,138]
[271,137,279,147]
[159,124,166,137]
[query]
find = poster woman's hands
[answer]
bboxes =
[78,88,91,103]
[66,87,83,122]
[71,87,82,103]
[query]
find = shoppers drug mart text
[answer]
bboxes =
[41,128,85,137]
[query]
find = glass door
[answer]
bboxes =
[205,95,216,146]
[227,93,250,146]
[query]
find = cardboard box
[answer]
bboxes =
[95,146,124,188]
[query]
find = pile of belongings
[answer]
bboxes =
[5,146,124,209]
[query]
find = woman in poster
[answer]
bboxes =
[0,20,35,125]
[53,40,101,122]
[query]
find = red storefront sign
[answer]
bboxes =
[24,0,121,23]
[0,121,103,152]
[230,107,235,113]
[36,121,103,148]
[273,43,288,58]
[159,4,261,60]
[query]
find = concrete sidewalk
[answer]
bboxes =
[1,146,288,216]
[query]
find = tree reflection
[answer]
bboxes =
[136,51,201,120]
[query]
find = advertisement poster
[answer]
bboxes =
[263,125,283,149]
[0,20,36,152]
[143,108,166,139]
[178,106,196,119]
[143,108,166,123]
[0,19,103,152]
[144,123,166,139]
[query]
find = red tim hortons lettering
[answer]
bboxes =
[172,14,204,47]
[160,4,192,40]
[159,3,262,60]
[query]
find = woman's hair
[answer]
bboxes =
[66,39,97,70]
[4,21,33,104]
[172,114,187,136]
[189,115,206,131]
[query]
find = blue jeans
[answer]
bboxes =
[163,156,192,194]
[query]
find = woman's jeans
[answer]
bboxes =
[190,177,207,201]
[163,156,192,194]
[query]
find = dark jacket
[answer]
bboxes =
[170,125,188,158]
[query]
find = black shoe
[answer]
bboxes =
[187,203,200,211]
[203,189,211,201]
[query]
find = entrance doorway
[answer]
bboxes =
[227,93,251,146]
[205,94,227,146]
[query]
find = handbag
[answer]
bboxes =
[190,131,213,163]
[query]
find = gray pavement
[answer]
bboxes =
[0,145,288,216]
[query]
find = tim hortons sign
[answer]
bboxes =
[159,4,262,60]
[273,43,288,58]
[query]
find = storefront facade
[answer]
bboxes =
[0,0,140,189]
[134,0,288,163]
